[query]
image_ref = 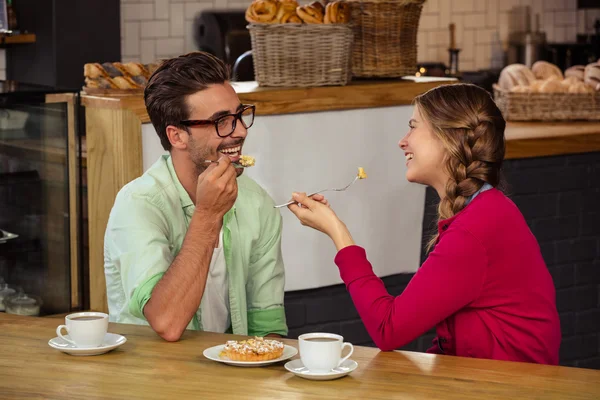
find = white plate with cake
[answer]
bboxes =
[203,337,298,367]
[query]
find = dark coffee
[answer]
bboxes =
[71,316,103,321]
[305,337,338,342]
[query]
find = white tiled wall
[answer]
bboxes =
[0,0,596,81]
[119,0,598,71]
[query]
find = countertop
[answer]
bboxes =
[2,313,600,399]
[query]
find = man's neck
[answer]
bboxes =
[171,153,201,205]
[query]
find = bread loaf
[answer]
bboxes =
[568,81,593,94]
[509,85,531,93]
[498,64,536,91]
[84,61,158,90]
[561,76,580,87]
[539,79,567,93]
[584,63,600,91]
[565,65,585,81]
[531,61,563,80]
[529,79,545,92]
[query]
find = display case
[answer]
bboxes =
[0,81,82,315]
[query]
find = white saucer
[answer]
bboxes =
[203,344,297,367]
[284,359,358,381]
[48,333,127,356]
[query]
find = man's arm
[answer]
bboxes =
[144,157,238,341]
[142,211,221,341]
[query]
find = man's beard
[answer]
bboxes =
[188,136,244,177]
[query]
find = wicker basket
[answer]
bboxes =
[247,23,353,87]
[347,0,426,78]
[494,86,600,121]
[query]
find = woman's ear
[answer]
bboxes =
[166,125,188,150]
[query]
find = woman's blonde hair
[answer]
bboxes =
[414,84,506,252]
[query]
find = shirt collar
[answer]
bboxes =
[437,184,494,234]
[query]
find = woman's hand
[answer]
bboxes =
[287,192,355,251]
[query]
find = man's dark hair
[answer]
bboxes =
[144,51,231,151]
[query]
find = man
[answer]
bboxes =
[104,52,287,341]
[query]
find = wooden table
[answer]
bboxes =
[1,314,599,399]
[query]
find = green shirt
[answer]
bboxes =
[104,155,288,337]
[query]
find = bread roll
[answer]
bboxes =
[565,65,585,81]
[510,85,531,93]
[539,79,567,93]
[246,0,279,23]
[531,61,563,80]
[498,64,536,91]
[297,4,324,23]
[584,63,600,91]
[568,81,593,94]
[276,0,299,21]
[561,76,580,87]
[529,79,545,92]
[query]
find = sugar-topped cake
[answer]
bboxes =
[220,336,284,361]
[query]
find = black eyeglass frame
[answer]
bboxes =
[179,104,256,138]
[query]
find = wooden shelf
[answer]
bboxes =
[0,33,36,46]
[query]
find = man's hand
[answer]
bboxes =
[195,156,238,218]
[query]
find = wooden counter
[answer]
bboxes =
[2,313,600,399]
[81,80,600,161]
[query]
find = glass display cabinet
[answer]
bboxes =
[0,81,83,316]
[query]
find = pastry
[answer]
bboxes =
[584,63,600,91]
[239,155,255,167]
[123,62,151,79]
[325,1,351,24]
[220,337,284,361]
[276,0,299,21]
[84,63,108,79]
[357,167,367,179]
[280,12,302,23]
[564,65,585,81]
[246,0,279,24]
[498,64,536,91]
[309,1,325,14]
[531,61,563,81]
[297,4,324,24]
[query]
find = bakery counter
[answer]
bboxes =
[81,79,600,313]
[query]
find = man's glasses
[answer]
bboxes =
[180,105,256,138]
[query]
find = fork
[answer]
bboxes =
[204,160,245,169]
[274,175,360,209]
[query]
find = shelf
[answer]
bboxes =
[0,136,87,167]
[0,33,36,46]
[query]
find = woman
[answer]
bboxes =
[288,84,560,364]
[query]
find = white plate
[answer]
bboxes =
[203,344,298,367]
[48,333,127,356]
[284,359,358,381]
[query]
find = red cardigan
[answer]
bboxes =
[335,188,561,364]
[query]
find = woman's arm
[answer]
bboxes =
[335,226,488,351]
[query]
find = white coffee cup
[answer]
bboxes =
[56,312,108,348]
[298,332,354,373]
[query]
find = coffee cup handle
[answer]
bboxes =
[56,325,77,346]
[338,342,354,366]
